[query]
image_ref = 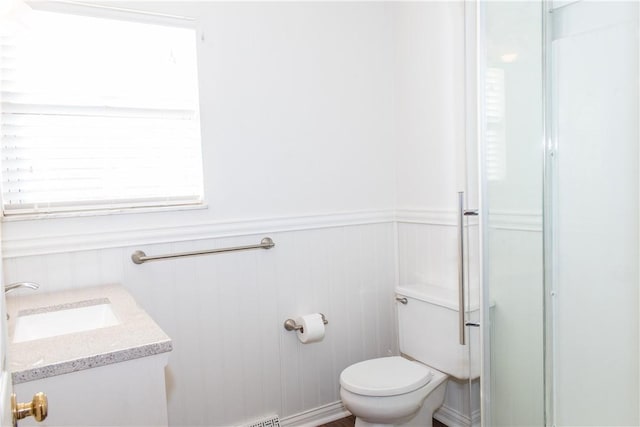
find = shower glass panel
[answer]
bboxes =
[479,2,545,425]
[547,1,639,425]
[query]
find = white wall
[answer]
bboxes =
[2,1,476,426]
[392,0,465,300]
[393,2,464,212]
[2,2,401,425]
[2,1,396,244]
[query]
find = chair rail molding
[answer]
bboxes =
[2,208,540,259]
[2,210,396,258]
[395,208,542,232]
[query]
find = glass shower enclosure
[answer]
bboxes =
[478,1,639,426]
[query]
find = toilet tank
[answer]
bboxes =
[396,284,480,380]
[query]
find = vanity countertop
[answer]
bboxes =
[6,284,172,384]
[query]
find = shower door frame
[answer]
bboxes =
[541,1,555,426]
[472,1,491,425]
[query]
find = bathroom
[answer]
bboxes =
[0,1,637,426]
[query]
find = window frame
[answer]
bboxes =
[0,1,207,220]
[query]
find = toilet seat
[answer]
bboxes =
[340,356,433,397]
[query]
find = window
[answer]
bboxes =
[485,68,506,182]
[0,7,204,216]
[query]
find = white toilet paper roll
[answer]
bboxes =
[296,313,325,344]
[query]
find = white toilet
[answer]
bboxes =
[339,285,480,427]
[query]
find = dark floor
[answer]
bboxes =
[318,415,447,427]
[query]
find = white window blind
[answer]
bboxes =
[0,8,204,216]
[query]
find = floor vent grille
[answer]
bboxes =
[243,415,280,427]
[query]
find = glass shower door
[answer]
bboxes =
[479,2,545,425]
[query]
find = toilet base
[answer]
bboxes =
[353,413,435,427]
[355,420,390,427]
[350,376,447,427]
[354,411,436,427]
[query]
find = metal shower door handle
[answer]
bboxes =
[458,192,478,345]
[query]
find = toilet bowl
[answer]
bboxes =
[339,356,448,427]
[339,286,479,427]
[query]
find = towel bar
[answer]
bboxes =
[131,237,275,264]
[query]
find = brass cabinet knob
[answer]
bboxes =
[12,392,48,426]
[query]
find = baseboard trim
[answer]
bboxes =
[471,409,480,427]
[280,401,350,427]
[434,404,479,427]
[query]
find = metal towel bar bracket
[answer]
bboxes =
[131,237,275,264]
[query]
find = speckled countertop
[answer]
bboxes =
[6,284,172,384]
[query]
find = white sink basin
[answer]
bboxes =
[14,302,120,343]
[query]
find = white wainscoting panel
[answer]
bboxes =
[4,223,398,426]
[397,222,459,292]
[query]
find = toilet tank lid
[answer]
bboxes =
[340,356,433,397]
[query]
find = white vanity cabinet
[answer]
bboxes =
[6,285,172,427]
[14,353,169,427]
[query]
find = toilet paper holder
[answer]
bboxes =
[284,313,328,332]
